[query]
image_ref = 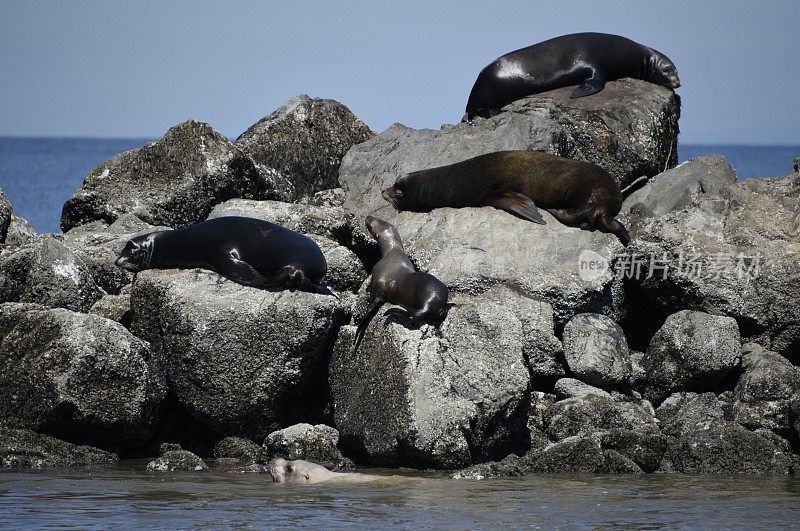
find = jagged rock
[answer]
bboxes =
[624,167,800,361]
[554,378,611,400]
[452,453,532,480]
[61,214,171,295]
[208,200,368,292]
[0,303,166,452]
[299,188,346,208]
[0,236,102,312]
[0,424,117,469]
[543,394,658,441]
[562,313,632,388]
[4,215,37,248]
[656,392,725,436]
[0,188,12,244]
[147,448,208,472]
[599,428,667,473]
[376,208,624,329]
[527,392,557,450]
[262,423,353,470]
[629,351,647,391]
[213,437,261,462]
[790,393,800,441]
[643,310,741,404]
[330,286,560,468]
[665,420,797,475]
[61,120,268,232]
[529,435,642,474]
[731,343,800,432]
[131,269,346,440]
[341,78,679,224]
[236,94,374,200]
[89,294,132,327]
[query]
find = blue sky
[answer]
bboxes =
[1,0,798,144]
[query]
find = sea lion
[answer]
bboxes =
[268,458,381,484]
[464,32,681,120]
[381,150,630,245]
[353,216,449,352]
[115,216,337,295]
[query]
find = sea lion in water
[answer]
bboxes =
[115,216,337,295]
[464,32,681,120]
[353,216,449,352]
[269,458,382,484]
[381,151,630,245]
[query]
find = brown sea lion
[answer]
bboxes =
[464,32,680,120]
[381,150,630,245]
[353,216,449,352]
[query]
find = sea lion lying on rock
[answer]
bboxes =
[268,458,382,484]
[382,150,631,245]
[115,216,337,295]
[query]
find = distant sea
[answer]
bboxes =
[0,137,798,234]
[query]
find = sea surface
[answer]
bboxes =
[1,464,798,529]
[0,137,798,234]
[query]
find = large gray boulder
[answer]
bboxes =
[61,120,267,231]
[0,236,103,312]
[731,343,800,432]
[147,447,208,472]
[207,200,368,293]
[1,424,118,469]
[213,436,261,462]
[4,215,37,248]
[529,435,642,474]
[0,303,166,452]
[378,208,624,328]
[236,94,374,200]
[341,78,679,223]
[656,392,725,436]
[262,423,353,470]
[643,310,741,404]
[562,313,632,388]
[0,188,11,244]
[542,394,658,441]
[624,166,800,361]
[130,268,346,440]
[329,286,562,468]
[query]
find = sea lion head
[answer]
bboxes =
[268,458,331,484]
[364,215,403,245]
[647,48,681,89]
[115,233,156,273]
[381,176,411,211]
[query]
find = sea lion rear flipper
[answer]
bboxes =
[353,297,385,353]
[487,191,546,224]
[570,73,606,99]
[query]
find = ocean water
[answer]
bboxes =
[0,137,798,234]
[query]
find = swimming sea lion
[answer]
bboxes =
[381,150,630,245]
[115,216,337,295]
[464,32,681,120]
[268,458,381,484]
[353,215,449,352]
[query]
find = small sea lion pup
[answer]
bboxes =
[115,216,337,296]
[464,32,681,120]
[269,458,381,484]
[353,215,449,351]
[381,150,630,245]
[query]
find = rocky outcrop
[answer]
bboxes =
[0,303,166,452]
[89,294,132,327]
[529,435,643,474]
[61,120,268,231]
[0,236,102,312]
[542,394,658,441]
[131,269,346,441]
[236,94,374,201]
[213,437,261,462]
[330,286,562,468]
[4,215,37,248]
[0,188,11,244]
[262,423,353,470]
[341,78,679,224]
[147,445,208,472]
[731,343,800,433]
[624,164,800,361]
[562,313,632,388]
[1,424,118,469]
[656,392,725,436]
[643,311,741,404]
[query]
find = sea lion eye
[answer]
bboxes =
[395,188,404,198]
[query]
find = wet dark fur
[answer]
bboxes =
[353,216,449,352]
[465,32,680,120]
[382,150,630,245]
[115,216,335,295]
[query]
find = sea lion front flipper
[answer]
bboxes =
[224,254,271,288]
[570,72,606,99]
[487,191,545,224]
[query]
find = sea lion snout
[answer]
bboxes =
[381,186,398,209]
